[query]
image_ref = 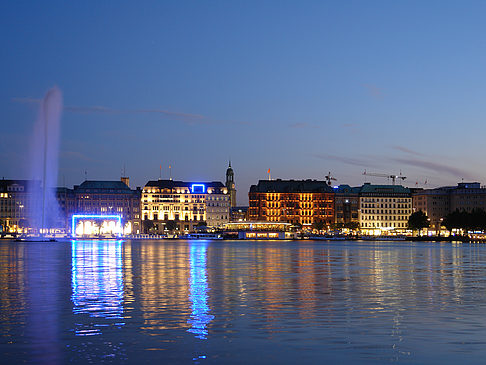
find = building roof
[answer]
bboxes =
[74,180,133,192]
[335,184,361,194]
[0,179,41,193]
[144,179,225,189]
[249,179,334,193]
[360,183,410,194]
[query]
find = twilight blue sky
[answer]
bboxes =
[2,1,486,204]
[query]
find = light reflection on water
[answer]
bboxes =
[187,241,214,339]
[71,240,125,336]
[2,240,486,363]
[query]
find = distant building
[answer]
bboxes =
[72,179,142,235]
[248,179,335,227]
[142,179,229,234]
[413,182,486,232]
[230,206,249,222]
[359,183,412,234]
[334,185,360,225]
[225,162,237,207]
[0,179,39,234]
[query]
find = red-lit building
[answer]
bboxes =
[248,179,335,227]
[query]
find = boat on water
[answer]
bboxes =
[182,232,223,240]
[361,235,407,241]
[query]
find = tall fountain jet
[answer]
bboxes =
[29,87,63,236]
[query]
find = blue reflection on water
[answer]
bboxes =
[71,240,124,336]
[187,241,214,340]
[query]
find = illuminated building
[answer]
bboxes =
[248,179,335,227]
[72,179,142,235]
[0,179,39,233]
[225,162,237,207]
[230,206,249,222]
[359,183,412,235]
[142,179,229,233]
[413,182,486,233]
[334,185,360,225]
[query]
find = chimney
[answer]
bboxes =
[121,176,129,187]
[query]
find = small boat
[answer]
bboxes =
[184,233,223,240]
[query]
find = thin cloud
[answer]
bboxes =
[391,145,424,157]
[289,122,319,129]
[342,123,360,135]
[12,97,207,124]
[391,157,474,180]
[362,83,384,99]
[314,153,380,168]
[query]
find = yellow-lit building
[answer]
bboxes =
[142,179,229,233]
[359,183,412,235]
[0,180,39,234]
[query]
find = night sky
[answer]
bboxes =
[2,1,486,204]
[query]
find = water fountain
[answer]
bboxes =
[28,87,63,239]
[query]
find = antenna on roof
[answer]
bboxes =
[169,164,172,180]
[159,164,162,180]
[84,169,88,181]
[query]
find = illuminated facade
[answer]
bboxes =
[71,179,142,235]
[359,184,412,234]
[142,179,229,233]
[248,179,335,226]
[0,180,39,233]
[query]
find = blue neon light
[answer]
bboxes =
[71,214,122,238]
[191,184,206,193]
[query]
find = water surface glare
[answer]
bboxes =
[1,239,486,364]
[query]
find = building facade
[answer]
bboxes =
[248,179,335,227]
[72,179,142,235]
[142,179,229,234]
[359,184,412,234]
[334,185,360,225]
[413,182,486,232]
[0,180,40,234]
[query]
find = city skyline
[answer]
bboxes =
[3,1,486,205]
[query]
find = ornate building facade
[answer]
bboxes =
[248,179,335,227]
[142,179,229,233]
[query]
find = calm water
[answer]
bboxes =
[1,239,486,364]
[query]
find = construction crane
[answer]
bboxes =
[325,171,337,186]
[363,170,407,185]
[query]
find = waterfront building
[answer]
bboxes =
[413,182,486,233]
[248,179,335,227]
[72,179,142,235]
[142,179,229,233]
[359,183,412,235]
[0,179,39,234]
[230,206,249,222]
[334,185,360,225]
[225,162,237,207]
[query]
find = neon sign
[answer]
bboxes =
[191,184,206,193]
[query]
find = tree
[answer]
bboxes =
[408,211,429,234]
[312,220,325,232]
[196,221,207,227]
[344,221,360,231]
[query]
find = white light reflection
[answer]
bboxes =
[187,241,214,340]
[71,240,124,336]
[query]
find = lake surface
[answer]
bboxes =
[1,239,486,364]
